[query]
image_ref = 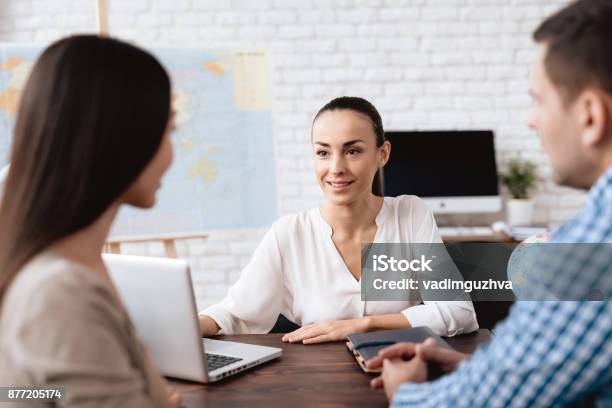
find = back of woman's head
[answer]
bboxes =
[0,35,171,301]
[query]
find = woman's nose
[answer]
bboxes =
[526,109,537,130]
[329,156,346,174]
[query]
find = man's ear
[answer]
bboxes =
[379,140,391,167]
[578,89,609,148]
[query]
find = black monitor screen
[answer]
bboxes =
[383,130,499,197]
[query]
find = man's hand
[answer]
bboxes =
[417,337,468,372]
[282,318,369,344]
[366,341,419,371]
[368,338,469,390]
[380,357,428,401]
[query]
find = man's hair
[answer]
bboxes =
[533,0,612,104]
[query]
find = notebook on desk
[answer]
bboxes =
[346,326,453,373]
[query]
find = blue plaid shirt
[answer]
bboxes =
[392,167,612,407]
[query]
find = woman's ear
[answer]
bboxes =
[378,140,391,167]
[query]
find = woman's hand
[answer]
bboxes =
[282,318,370,344]
[198,314,221,337]
[166,384,182,408]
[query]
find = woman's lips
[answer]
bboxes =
[327,180,355,192]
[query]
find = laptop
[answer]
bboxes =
[103,253,282,383]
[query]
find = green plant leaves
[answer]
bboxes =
[499,159,537,199]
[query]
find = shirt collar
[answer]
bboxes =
[317,197,389,237]
[586,166,612,205]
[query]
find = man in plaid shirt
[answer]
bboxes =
[367,1,612,406]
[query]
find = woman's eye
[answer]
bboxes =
[347,149,361,156]
[316,150,328,157]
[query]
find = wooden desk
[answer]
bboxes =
[442,235,521,243]
[170,330,492,407]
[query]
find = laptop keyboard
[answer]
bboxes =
[206,353,243,371]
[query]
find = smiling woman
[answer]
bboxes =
[198,96,479,343]
[312,97,388,200]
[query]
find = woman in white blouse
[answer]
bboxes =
[199,96,478,342]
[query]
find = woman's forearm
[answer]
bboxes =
[364,313,411,332]
[199,314,221,337]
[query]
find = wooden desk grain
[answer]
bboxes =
[170,330,492,408]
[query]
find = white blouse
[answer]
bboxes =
[202,195,479,336]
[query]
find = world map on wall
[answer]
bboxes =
[0,45,278,237]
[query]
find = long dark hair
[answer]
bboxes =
[0,35,171,305]
[313,96,386,196]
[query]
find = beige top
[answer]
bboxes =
[0,250,170,408]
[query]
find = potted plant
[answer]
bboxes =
[499,159,537,226]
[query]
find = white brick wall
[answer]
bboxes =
[0,0,587,309]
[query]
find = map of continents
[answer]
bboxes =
[0,46,278,236]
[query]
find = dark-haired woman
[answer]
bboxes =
[0,36,180,407]
[199,97,478,343]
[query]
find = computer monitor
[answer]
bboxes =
[383,130,501,214]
